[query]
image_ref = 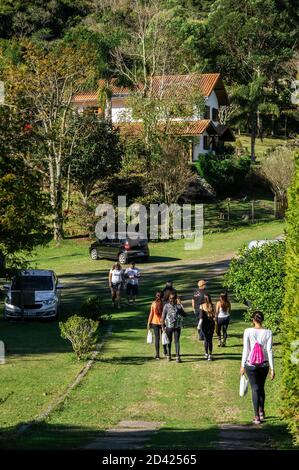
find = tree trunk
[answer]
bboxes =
[257,111,263,141]
[49,158,64,242]
[251,126,256,162]
[271,115,275,136]
[53,182,64,242]
[105,98,112,123]
[65,163,71,211]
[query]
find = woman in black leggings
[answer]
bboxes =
[198,294,215,361]
[240,311,275,424]
[147,292,167,359]
[215,292,231,347]
[162,293,186,363]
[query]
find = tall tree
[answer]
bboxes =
[203,0,297,159]
[0,107,50,268]
[69,113,123,205]
[4,40,96,241]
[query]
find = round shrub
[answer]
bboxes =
[225,241,286,332]
[195,153,251,197]
[59,315,99,360]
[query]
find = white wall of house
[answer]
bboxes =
[192,132,213,160]
[111,97,131,122]
[108,91,221,125]
[206,91,219,124]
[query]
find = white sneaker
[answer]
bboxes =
[208,355,213,361]
[204,353,208,359]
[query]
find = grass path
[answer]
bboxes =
[0,220,291,449]
[1,259,289,450]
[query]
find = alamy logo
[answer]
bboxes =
[95,196,204,250]
[290,340,299,365]
[0,340,5,365]
[0,81,4,105]
[291,80,299,106]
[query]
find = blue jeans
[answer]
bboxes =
[217,316,230,343]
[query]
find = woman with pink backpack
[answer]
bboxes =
[240,311,275,425]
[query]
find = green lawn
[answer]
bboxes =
[30,219,285,275]
[234,134,291,159]
[0,220,292,450]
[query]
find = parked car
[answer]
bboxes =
[3,270,62,320]
[89,237,150,264]
[247,238,284,250]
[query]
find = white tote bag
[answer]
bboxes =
[147,330,153,344]
[239,375,249,397]
[162,331,169,346]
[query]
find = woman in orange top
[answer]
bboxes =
[147,291,167,359]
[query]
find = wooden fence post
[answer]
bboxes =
[227,198,230,224]
[274,194,277,219]
[251,200,255,223]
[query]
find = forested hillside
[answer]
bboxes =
[0,0,298,243]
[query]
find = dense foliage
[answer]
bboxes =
[69,114,123,204]
[195,154,251,197]
[0,107,50,268]
[0,0,297,240]
[225,242,286,332]
[281,152,299,444]
[60,315,99,360]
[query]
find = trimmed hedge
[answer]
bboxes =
[195,153,251,197]
[225,242,286,332]
[281,152,299,444]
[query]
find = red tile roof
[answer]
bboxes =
[149,74,221,98]
[73,73,228,104]
[115,120,218,137]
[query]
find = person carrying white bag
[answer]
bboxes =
[147,291,168,360]
[240,311,275,425]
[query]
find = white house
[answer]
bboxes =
[73,73,235,160]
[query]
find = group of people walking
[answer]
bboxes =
[146,279,275,425]
[108,261,140,308]
[147,279,231,362]
[107,264,275,425]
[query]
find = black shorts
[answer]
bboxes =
[111,282,122,293]
[126,284,138,296]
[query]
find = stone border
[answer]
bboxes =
[16,325,113,435]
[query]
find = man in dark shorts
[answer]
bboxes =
[125,262,140,304]
[192,279,208,340]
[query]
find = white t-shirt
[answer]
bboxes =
[241,328,274,370]
[110,269,123,285]
[125,267,140,285]
[218,306,230,319]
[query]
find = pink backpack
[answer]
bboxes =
[248,336,265,365]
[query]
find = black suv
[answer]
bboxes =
[89,237,149,264]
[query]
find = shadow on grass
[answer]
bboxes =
[0,259,243,356]
[0,421,295,451]
[0,421,219,450]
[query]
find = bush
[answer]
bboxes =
[59,315,99,360]
[195,153,251,197]
[281,152,299,444]
[80,295,111,322]
[225,242,286,332]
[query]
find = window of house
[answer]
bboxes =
[203,135,210,150]
[204,105,210,119]
[83,106,100,115]
[212,108,219,121]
